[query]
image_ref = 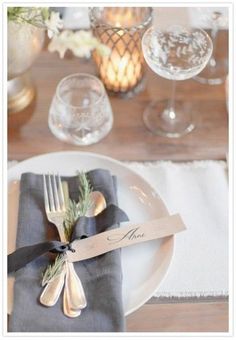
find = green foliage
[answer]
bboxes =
[77,172,93,217]
[7,7,49,28]
[41,254,65,287]
[64,199,80,241]
[64,172,93,241]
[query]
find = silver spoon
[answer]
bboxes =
[40,262,66,307]
[63,190,107,317]
[86,191,107,217]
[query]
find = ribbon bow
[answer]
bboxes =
[8,204,129,274]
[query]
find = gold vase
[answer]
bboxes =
[8,21,45,114]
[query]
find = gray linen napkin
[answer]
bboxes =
[9,169,125,332]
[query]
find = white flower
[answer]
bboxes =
[48,30,72,58]
[69,31,97,58]
[45,11,63,38]
[95,43,111,57]
[48,29,111,59]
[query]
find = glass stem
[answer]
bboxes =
[209,25,218,68]
[166,80,177,121]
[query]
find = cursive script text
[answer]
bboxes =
[107,227,145,244]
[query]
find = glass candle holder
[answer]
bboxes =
[89,7,152,96]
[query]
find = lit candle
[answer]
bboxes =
[99,49,141,92]
[90,8,152,94]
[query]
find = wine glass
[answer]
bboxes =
[193,8,228,85]
[142,25,213,138]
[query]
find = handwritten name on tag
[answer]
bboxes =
[107,227,145,243]
[66,214,186,263]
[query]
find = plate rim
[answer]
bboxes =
[8,150,174,316]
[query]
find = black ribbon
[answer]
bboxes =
[72,204,129,240]
[8,241,69,274]
[8,204,129,274]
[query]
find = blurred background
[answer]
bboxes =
[54,7,228,30]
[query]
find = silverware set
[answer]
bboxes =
[40,174,106,318]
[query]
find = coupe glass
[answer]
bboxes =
[194,8,228,85]
[48,73,113,145]
[142,25,213,138]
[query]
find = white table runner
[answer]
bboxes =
[8,160,228,298]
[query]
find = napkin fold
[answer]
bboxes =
[9,169,127,332]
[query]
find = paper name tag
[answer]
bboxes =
[66,214,186,263]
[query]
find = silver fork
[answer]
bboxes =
[39,174,87,317]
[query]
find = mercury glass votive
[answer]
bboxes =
[89,7,152,96]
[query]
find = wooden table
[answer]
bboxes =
[8,31,228,162]
[8,31,229,332]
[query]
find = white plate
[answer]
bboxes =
[8,151,174,316]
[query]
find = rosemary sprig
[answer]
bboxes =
[42,172,93,285]
[64,199,80,241]
[64,172,93,241]
[41,254,65,287]
[77,172,93,216]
